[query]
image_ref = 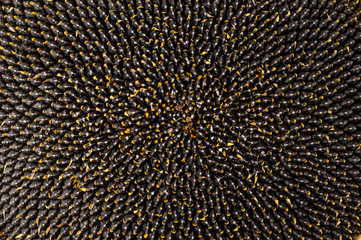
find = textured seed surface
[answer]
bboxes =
[1,0,361,239]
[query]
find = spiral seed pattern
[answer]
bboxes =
[1,0,361,239]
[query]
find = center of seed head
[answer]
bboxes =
[171,99,199,138]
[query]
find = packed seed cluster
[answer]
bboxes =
[1,0,361,239]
